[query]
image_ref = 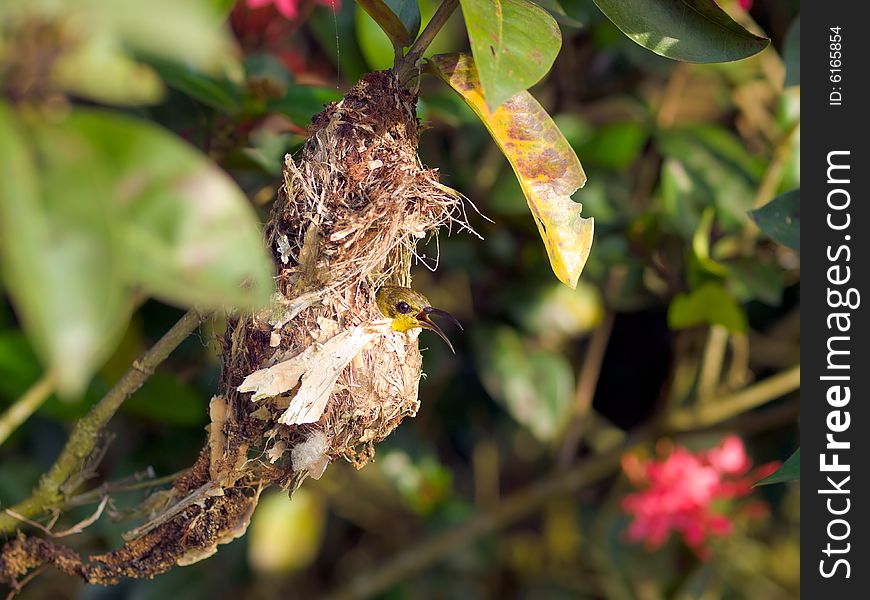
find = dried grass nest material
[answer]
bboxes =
[0,70,474,586]
[242,69,473,473]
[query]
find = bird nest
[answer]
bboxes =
[0,70,471,585]
[229,68,469,475]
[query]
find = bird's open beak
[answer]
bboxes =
[417,307,463,354]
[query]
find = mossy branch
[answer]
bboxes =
[0,309,206,534]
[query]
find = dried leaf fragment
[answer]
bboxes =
[237,324,388,425]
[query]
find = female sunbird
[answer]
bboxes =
[376,286,463,353]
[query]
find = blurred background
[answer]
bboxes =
[1,0,799,598]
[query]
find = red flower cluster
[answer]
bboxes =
[621,436,779,557]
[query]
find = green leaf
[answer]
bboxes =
[755,448,799,486]
[726,259,784,306]
[356,4,401,70]
[211,0,237,18]
[657,127,760,229]
[783,16,800,87]
[668,282,747,333]
[534,0,585,28]
[266,86,343,126]
[52,30,166,106]
[311,3,371,83]
[357,0,422,46]
[459,0,562,110]
[151,60,242,113]
[76,0,240,75]
[355,1,459,72]
[750,189,800,250]
[660,158,702,238]
[475,326,574,442]
[0,331,42,401]
[0,103,131,396]
[55,110,275,311]
[691,207,728,277]
[123,373,208,425]
[591,0,769,63]
[2,0,241,106]
[578,122,648,170]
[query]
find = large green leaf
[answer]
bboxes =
[0,104,131,396]
[459,0,562,110]
[151,60,242,114]
[74,0,239,75]
[668,282,747,333]
[0,0,240,106]
[52,29,165,106]
[54,110,275,310]
[357,0,422,46]
[1,106,273,393]
[750,189,800,250]
[266,87,344,126]
[657,127,760,230]
[755,448,799,486]
[591,0,769,63]
[475,327,574,441]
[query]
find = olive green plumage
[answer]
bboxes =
[375,286,462,353]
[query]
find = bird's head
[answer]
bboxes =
[375,286,463,353]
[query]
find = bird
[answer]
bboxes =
[375,286,463,353]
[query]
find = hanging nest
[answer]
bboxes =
[0,70,470,586]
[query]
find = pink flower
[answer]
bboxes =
[621,436,779,557]
[707,434,751,475]
[246,0,339,21]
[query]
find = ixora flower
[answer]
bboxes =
[621,435,779,557]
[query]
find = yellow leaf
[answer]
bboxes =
[428,53,594,288]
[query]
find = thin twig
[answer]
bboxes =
[395,0,459,83]
[697,325,729,403]
[0,373,55,446]
[62,468,186,509]
[4,563,47,600]
[752,120,800,210]
[556,312,614,468]
[668,365,800,430]
[0,309,207,534]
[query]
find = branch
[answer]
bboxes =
[62,468,186,509]
[324,432,633,600]
[556,312,614,468]
[324,367,801,600]
[0,309,206,534]
[668,365,800,430]
[0,373,54,446]
[395,0,459,83]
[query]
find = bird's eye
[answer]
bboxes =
[395,301,412,314]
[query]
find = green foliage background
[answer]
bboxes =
[1,0,800,597]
